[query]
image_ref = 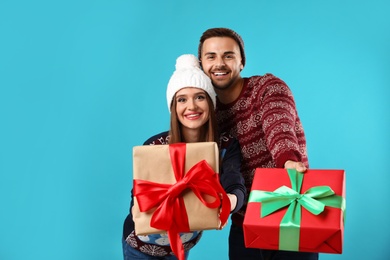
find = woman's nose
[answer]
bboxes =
[188,99,197,110]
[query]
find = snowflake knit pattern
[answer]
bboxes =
[216,74,309,226]
[125,231,202,257]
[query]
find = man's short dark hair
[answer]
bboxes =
[198,27,246,67]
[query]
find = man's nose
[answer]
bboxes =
[215,57,226,67]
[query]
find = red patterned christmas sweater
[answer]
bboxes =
[216,73,309,226]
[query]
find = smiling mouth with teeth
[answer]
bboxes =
[186,113,201,118]
[214,72,228,76]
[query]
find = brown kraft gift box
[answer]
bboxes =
[132,142,228,235]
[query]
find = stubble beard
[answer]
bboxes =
[211,74,235,91]
[214,75,244,96]
[212,81,232,91]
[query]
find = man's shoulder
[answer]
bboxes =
[143,131,170,145]
[246,73,290,95]
[247,73,285,84]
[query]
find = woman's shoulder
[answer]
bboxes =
[219,132,238,150]
[218,132,241,161]
[143,131,170,145]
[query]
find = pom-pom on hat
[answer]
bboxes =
[166,54,216,112]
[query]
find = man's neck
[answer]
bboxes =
[215,77,244,104]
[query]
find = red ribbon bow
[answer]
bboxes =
[133,143,230,260]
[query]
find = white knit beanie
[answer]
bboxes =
[166,54,216,112]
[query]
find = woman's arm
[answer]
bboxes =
[219,137,246,213]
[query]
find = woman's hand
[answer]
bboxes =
[227,193,237,212]
[219,194,237,229]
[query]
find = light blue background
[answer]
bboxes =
[1,0,389,259]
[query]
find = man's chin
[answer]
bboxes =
[212,83,231,90]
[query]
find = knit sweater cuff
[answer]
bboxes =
[275,151,301,168]
[230,188,246,214]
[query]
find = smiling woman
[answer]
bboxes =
[166,55,217,144]
[174,88,210,143]
[121,54,246,260]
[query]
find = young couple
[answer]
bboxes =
[123,28,318,260]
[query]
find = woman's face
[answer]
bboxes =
[175,87,210,132]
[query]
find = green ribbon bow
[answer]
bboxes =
[248,169,345,251]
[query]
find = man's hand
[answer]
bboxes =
[284,160,307,173]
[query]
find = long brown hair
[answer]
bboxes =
[169,92,217,144]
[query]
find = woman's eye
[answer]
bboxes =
[196,95,206,100]
[177,97,186,103]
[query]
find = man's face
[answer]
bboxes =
[200,37,243,90]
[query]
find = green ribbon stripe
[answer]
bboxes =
[248,169,345,251]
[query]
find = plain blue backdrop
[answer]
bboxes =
[1,0,389,259]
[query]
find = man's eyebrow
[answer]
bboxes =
[204,51,236,55]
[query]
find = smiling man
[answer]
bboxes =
[200,36,243,104]
[198,28,317,260]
